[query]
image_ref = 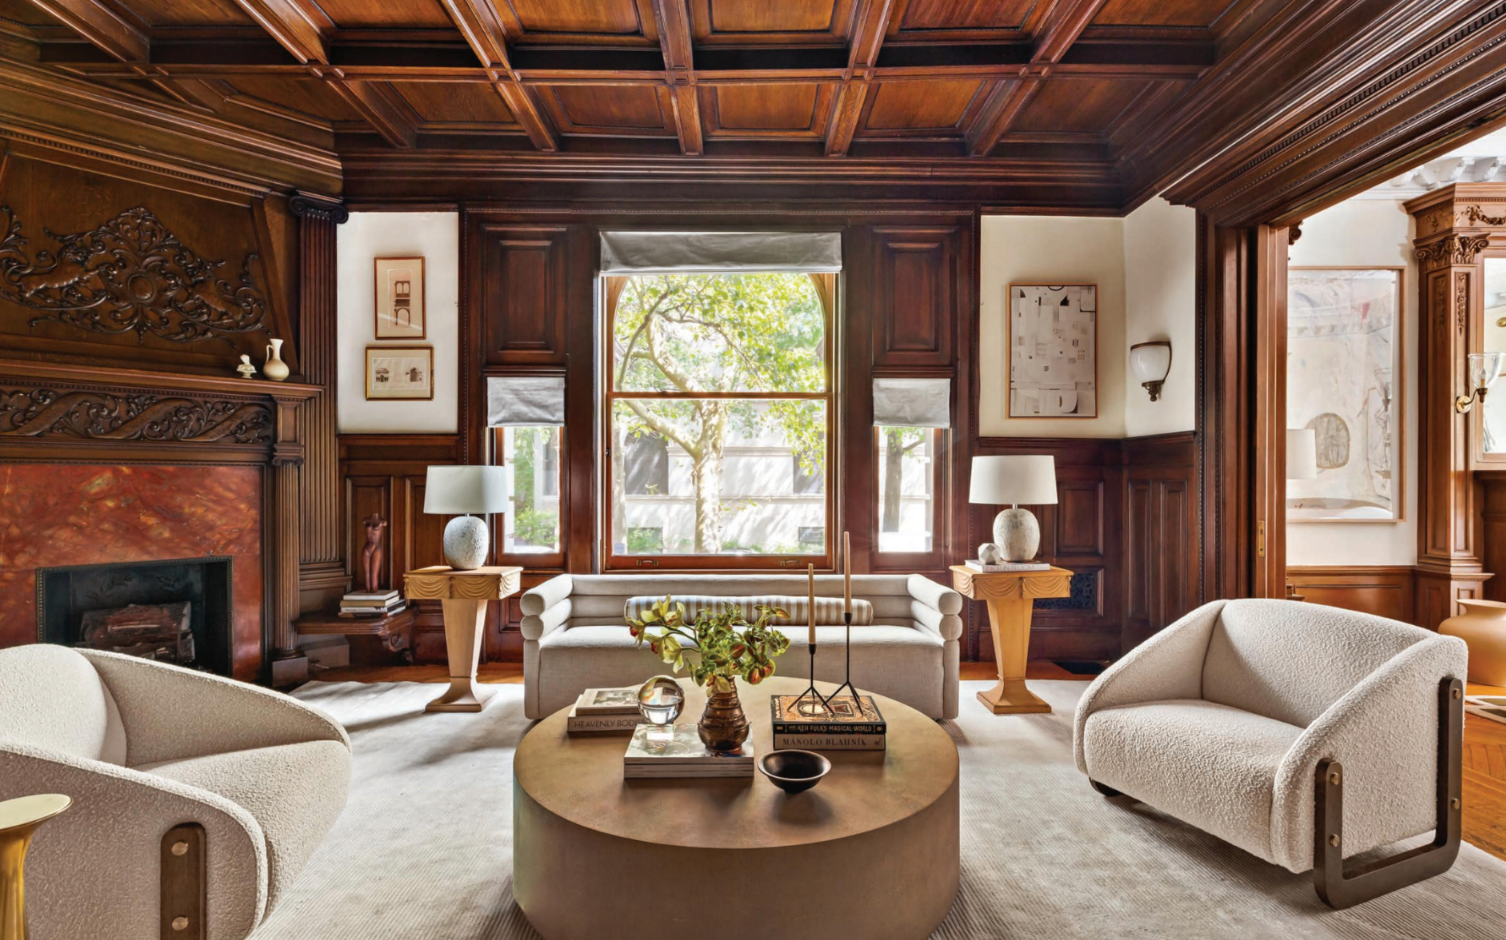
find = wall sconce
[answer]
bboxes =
[1457,352,1506,413]
[1129,341,1172,401]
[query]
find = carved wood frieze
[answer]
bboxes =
[1466,205,1506,226]
[1415,234,1491,270]
[0,205,268,344]
[0,387,272,443]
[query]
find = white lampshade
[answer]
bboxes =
[1129,341,1172,384]
[969,455,1057,506]
[1287,429,1318,481]
[423,465,509,515]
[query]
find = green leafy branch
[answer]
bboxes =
[628,596,792,692]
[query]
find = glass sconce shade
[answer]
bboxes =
[1129,341,1173,401]
[1459,352,1506,414]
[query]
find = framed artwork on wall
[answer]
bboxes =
[1007,284,1098,418]
[1287,267,1403,522]
[365,345,434,400]
[374,257,425,339]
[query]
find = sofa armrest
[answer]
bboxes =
[911,600,963,641]
[907,574,962,616]
[1073,599,1225,774]
[521,574,574,617]
[522,598,572,641]
[0,744,268,939]
[1268,634,1467,873]
[78,650,349,767]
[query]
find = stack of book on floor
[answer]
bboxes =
[340,590,404,617]
[567,686,643,735]
[963,559,1051,573]
[623,724,754,779]
[771,693,887,751]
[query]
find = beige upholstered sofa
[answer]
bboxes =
[0,645,351,940]
[520,574,963,720]
[1074,599,1466,905]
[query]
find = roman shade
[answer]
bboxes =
[487,375,565,427]
[873,378,951,428]
[599,231,842,274]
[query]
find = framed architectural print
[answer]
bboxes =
[365,346,434,400]
[1287,267,1403,522]
[1007,284,1098,418]
[374,257,425,339]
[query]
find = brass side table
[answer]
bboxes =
[403,565,522,712]
[951,565,1073,714]
[1,794,70,940]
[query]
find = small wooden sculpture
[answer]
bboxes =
[361,514,388,594]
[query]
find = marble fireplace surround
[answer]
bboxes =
[0,359,320,683]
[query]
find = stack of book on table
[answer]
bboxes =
[771,693,887,750]
[567,686,642,735]
[340,590,404,617]
[623,724,754,778]
[963,560,1051,573]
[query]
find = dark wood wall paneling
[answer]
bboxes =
[1123,432,1199,650]
[1285,567,1418,623]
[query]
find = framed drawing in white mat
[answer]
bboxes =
[1287,267,1403,522]
[1007,284,1097,418]
[365,345,434,400]
[374,257,425,340]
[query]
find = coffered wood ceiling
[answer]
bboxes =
[3,0,1506,218]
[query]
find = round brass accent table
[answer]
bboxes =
[1,794,71,940]
[513,677,959,940]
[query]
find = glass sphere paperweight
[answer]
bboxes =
[637,675,684,750]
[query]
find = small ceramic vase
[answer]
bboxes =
[1440,599,1506,686]
[263,338,290,382]
[235,354,257,379]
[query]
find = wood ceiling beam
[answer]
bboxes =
[966,0,1110,157]
[825,0,895,157]
[228,0,326,65]
[328,79,418,148]
[22,0,146,63]
[439,0,559,152]
[651,0,701,155]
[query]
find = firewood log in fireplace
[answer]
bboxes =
[78,601,195,665]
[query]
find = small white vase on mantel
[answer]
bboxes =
[263,338,290,382]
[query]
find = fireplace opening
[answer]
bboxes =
[37,557,234,676]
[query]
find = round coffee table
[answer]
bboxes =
[513,676,959,940]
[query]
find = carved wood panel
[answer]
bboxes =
[0,386,271,443]
[478,224,570,366]
[872,226,956,367]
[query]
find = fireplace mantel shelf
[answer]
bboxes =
[0,358,322,401]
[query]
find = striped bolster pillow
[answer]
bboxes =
[624,595,873,627]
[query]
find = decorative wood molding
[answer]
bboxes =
[1466,204,1506,226]
[1416,233,1492,270]
[0,386,271,443]
[288,194,349,224]
[0,205,269,344]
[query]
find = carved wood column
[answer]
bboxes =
[1409,186,1494,627]
[290,195,349,613]
[270,393,309,686]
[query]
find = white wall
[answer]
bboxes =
[1286,198,1418,566]
[337,212,459,433]
[1123,198,1197,436]
[979,215,1127,437]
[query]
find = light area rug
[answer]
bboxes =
[251,679,1506,940]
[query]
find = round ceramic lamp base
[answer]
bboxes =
[442,514,490,570]
[993,507,1040,562]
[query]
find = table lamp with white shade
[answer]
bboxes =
[424,465,509,570]
[969,455,1058,562]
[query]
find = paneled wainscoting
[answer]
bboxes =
[1284,566,1418,624]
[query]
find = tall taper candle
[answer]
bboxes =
[807,563,816,645]
[843,531,852,613]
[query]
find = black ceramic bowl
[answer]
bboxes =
[758,749,832,795]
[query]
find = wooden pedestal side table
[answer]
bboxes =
[1,794,70,940]
[403,565,522,713]
[950,564,1073,715]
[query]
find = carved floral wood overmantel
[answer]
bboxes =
[1406,183,1506,629]
[0,358,320,683]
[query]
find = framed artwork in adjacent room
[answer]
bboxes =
[374,257,425,339]
[1287,267,1403,522]
[1007,284,1098,418]
[365,345,434,400]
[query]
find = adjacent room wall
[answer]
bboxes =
[1285,198,1418,566]
[1123,198,1197,437]
[337,212,460,433]
[978,215,1127,437]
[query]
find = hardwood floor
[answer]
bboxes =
[312,660,1506,863]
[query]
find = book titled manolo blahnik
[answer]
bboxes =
[770,694,887,751]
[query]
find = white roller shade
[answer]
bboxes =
[487,375,565,427]
[873,378,951,428]
[600,231,842,274]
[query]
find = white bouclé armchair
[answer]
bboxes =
[1074,599,1467,907]
[0,645,351,939]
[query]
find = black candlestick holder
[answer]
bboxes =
[821,611,857,709]
[792,640,830,717]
